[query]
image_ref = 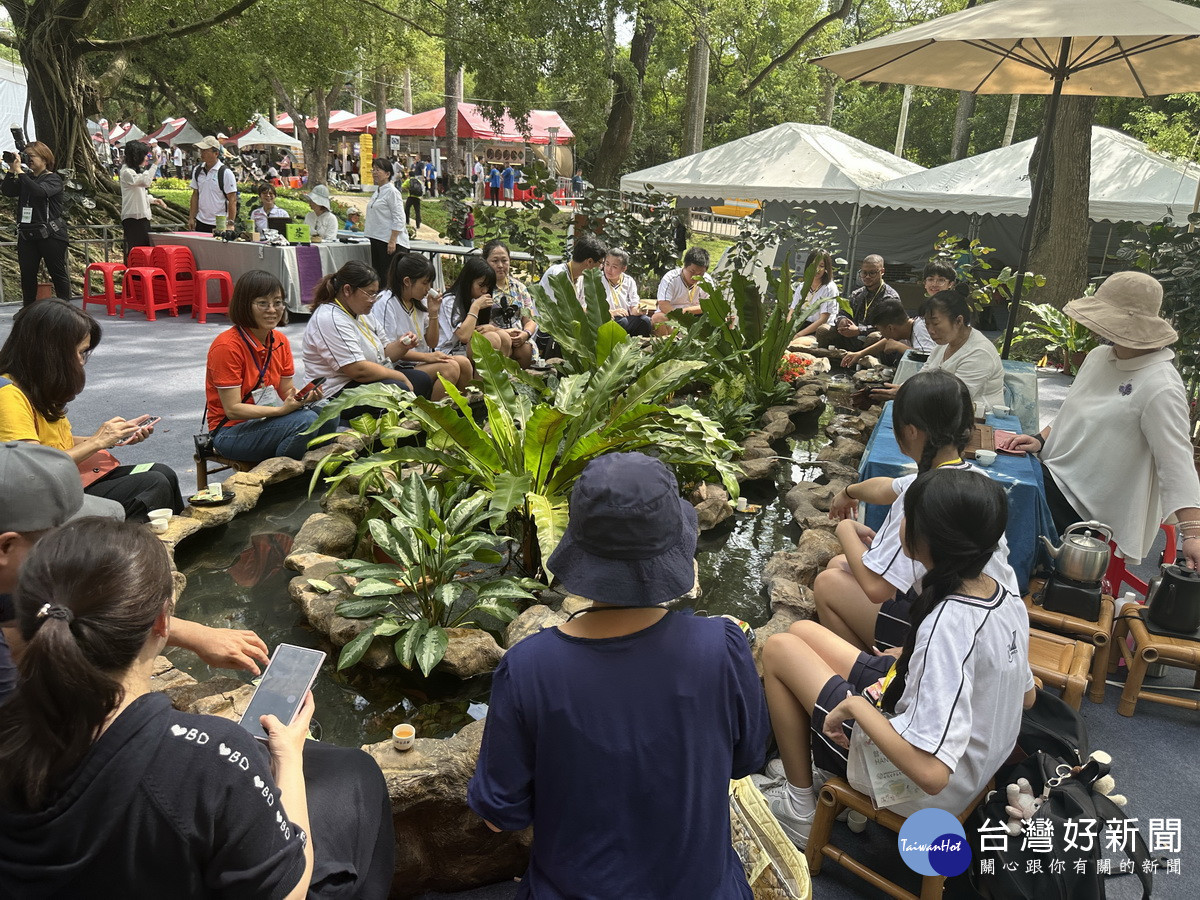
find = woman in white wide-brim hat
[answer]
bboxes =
[303,183,338,243]
[1006,271,1200,568]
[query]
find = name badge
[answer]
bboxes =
[20,207,32,224]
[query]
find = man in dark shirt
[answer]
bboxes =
[816,253,900,351]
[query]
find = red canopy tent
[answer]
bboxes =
[335,108,413,134]
[146,117,206,146]
[274,110,357,133]
[391,102,573,144]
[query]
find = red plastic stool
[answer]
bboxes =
[127,246,155,268]
[83,261,126,316]
[151,245,198,307]
[1103,523,1177,599]
[120,267,178,321]
[191,269,234,323]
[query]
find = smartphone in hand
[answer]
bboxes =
[296,376,327,401]
[238,644,325,741]
[116,415,160,446]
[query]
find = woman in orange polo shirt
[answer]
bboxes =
[205,270,336,462]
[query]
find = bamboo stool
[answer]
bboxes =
[193,452,254,491]
[1027,629,1093,711]
[1024,578,1115,703]
[805,777,991,900]
[1108,606,1200,717]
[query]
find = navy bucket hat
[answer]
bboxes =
[546,452,698,606]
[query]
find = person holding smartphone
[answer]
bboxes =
[0,518,395,898]
[1,139,70,305]
[0,300,183,522]
[205,270,338,464]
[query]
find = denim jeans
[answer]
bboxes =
[212,408,333,462]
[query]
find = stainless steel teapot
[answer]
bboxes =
[1040,521,1113,584]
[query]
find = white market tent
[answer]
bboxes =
[850,126,1200,274]
[233,114,302,150]
[620,122,923,204]
[863,127,1200,224]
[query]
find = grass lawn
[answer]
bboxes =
[688,231,734,264]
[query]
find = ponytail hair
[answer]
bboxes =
[924,288,972,327]
[0,519,173,810]
[893,370,973,473]
[386,251,436,311]
[310,259,378,308]
[880,469,1007,714]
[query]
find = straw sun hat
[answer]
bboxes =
[1064,271,1177,351]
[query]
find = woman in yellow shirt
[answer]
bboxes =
[0,300,183,520]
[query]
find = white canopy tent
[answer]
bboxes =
[863,127,1200,223]
[848,126,1200,277]
[234,114,302,150]
[620,123,924,282]
[620,123,923,204]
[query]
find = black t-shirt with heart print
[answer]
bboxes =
[0,691,306,898]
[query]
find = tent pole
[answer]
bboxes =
[1001,39,1071,359]
[1098,223,1113,276]
[844,203,862,294]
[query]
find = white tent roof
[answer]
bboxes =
[619,123,924,202]
[862,127,1200,224]
[236,114,302,149]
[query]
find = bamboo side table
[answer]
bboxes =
[1109,607,1200,717]
[1024,579,1115,703]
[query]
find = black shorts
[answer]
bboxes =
[873,590,915,652]
[395,363,433,399]
[810,652,894,777]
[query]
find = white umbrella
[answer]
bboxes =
[812,0,1200,354]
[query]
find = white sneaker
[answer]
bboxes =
[763,785,815,850]
[761,761,847,821]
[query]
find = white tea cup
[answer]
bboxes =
[147,508,172,522]
[974,449,997,467]
[392,723,416,751]
[993,405,1012,417]
[149,519,170,534]
[736,497,748,512]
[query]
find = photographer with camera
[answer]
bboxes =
[1,136,70,305]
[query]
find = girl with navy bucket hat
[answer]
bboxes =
[468,452,769,898]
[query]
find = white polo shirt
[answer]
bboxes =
[657,267,708,310]
[599,273,639,314]
[861,465,1020,600]
[886,583,1033,818]
[301,302,390,396]
[374,290,431,351]
[189,162,237,226]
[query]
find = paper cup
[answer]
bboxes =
[392,723,416,751]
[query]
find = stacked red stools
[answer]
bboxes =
[120,268,178,321]
[83,261,127,316]
[152,245,233,324]
[127,246,155,268]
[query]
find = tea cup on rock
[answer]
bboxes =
[392,723,416,751]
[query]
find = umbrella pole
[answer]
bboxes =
[1001,40,1071,358]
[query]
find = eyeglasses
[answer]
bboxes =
[356,287,379,301]
[253,300,286,310]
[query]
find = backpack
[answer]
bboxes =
[950,690,1153,900]
[409,175,425,197]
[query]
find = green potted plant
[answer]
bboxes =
[330,474,542,675]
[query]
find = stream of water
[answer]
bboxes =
[170,398,834,747]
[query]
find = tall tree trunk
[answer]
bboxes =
[593,11,655,189]
[444,2,460,178]
[272,84,317,184]
[820,75,836,126]
[402,68,412,114]
[681,15,709,156]
[20,27,108,190]
[950,91,976,160]
[1002,94,1020,146]
[1027,95,1097,308]
[374,65,388,155]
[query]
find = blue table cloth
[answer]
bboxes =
[858,403,1056,592]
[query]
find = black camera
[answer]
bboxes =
[4,125,31,168]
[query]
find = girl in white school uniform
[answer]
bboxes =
[372,252,472,398]
[761,468,1034,848]
[813,369,1019,654]
[790,251,840,338]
